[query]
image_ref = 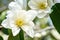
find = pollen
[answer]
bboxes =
[37,2,47,9]
[15,19,24,27]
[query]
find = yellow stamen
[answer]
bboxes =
[15,19,24,27]
[37,2,47,9]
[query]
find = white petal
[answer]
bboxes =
[7,10,12,14]
[47,0,54,7]
[54,0,60,3]
[28,1,38,10]
[25,10,37,21]
[44,7,52,13]
[6,10,14,18]
[28,21,35,27]
[5,18,21,36]
[6,10,26,20]
[26,21,35,29]
[8,2,22,11]
[1,19,11,29]
[37,7,52,18]
[15,0,27,10]
[11,25,20,36]
[21,25,34,38]
[37,11,47,18]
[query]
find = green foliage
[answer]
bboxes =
[8,29,24,40]
[50,3,60,33]
[42,34,56,40]
[1,28,9,35]
[33,17,48,29]
[0,36,3,40]
[0,10,7,24]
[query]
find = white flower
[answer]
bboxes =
[1,10,37,38]
[28,0,53,18]
[9,0,27,11]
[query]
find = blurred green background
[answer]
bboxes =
[0,0,13,12]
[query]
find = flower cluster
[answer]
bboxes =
[1,0,60,38]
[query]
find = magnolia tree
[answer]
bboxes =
[0,0,60,40]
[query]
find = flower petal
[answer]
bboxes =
[21,25,34,38]
[37,7,52,18]
[28,1,39,10]
[1,19,11,29]
[28,21,35,27]
[11,24,20,36]
[6,10,14,18]
[14,0,27,10]
[25,10,37,21]
[37,11,47,18]
[54,0,60,3]
[8,2,22,11]
[47,0,54,7]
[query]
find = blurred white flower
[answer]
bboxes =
[34,31,47,38]
[51,29,60,40]
[54,0,60,3]
[34,33,42,38]
[41,31,47,36]
[1,10,37,38]
[28,0,53,18]
[0,31,9,40]
[33,16,54,37]
[9,0,27,11]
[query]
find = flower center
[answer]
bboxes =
[37,2,47,9]
[15,19,24,27]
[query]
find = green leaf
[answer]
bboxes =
[8,29,21,40]
[25,35,33,40]
[0,10,7,24]
[50,3,60,33]
[1,28,9,35]
[8,29,24,40]
[26,0,30,10]
[8,29,14,40]
[0,36,3,40]
[19,29,24,40]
